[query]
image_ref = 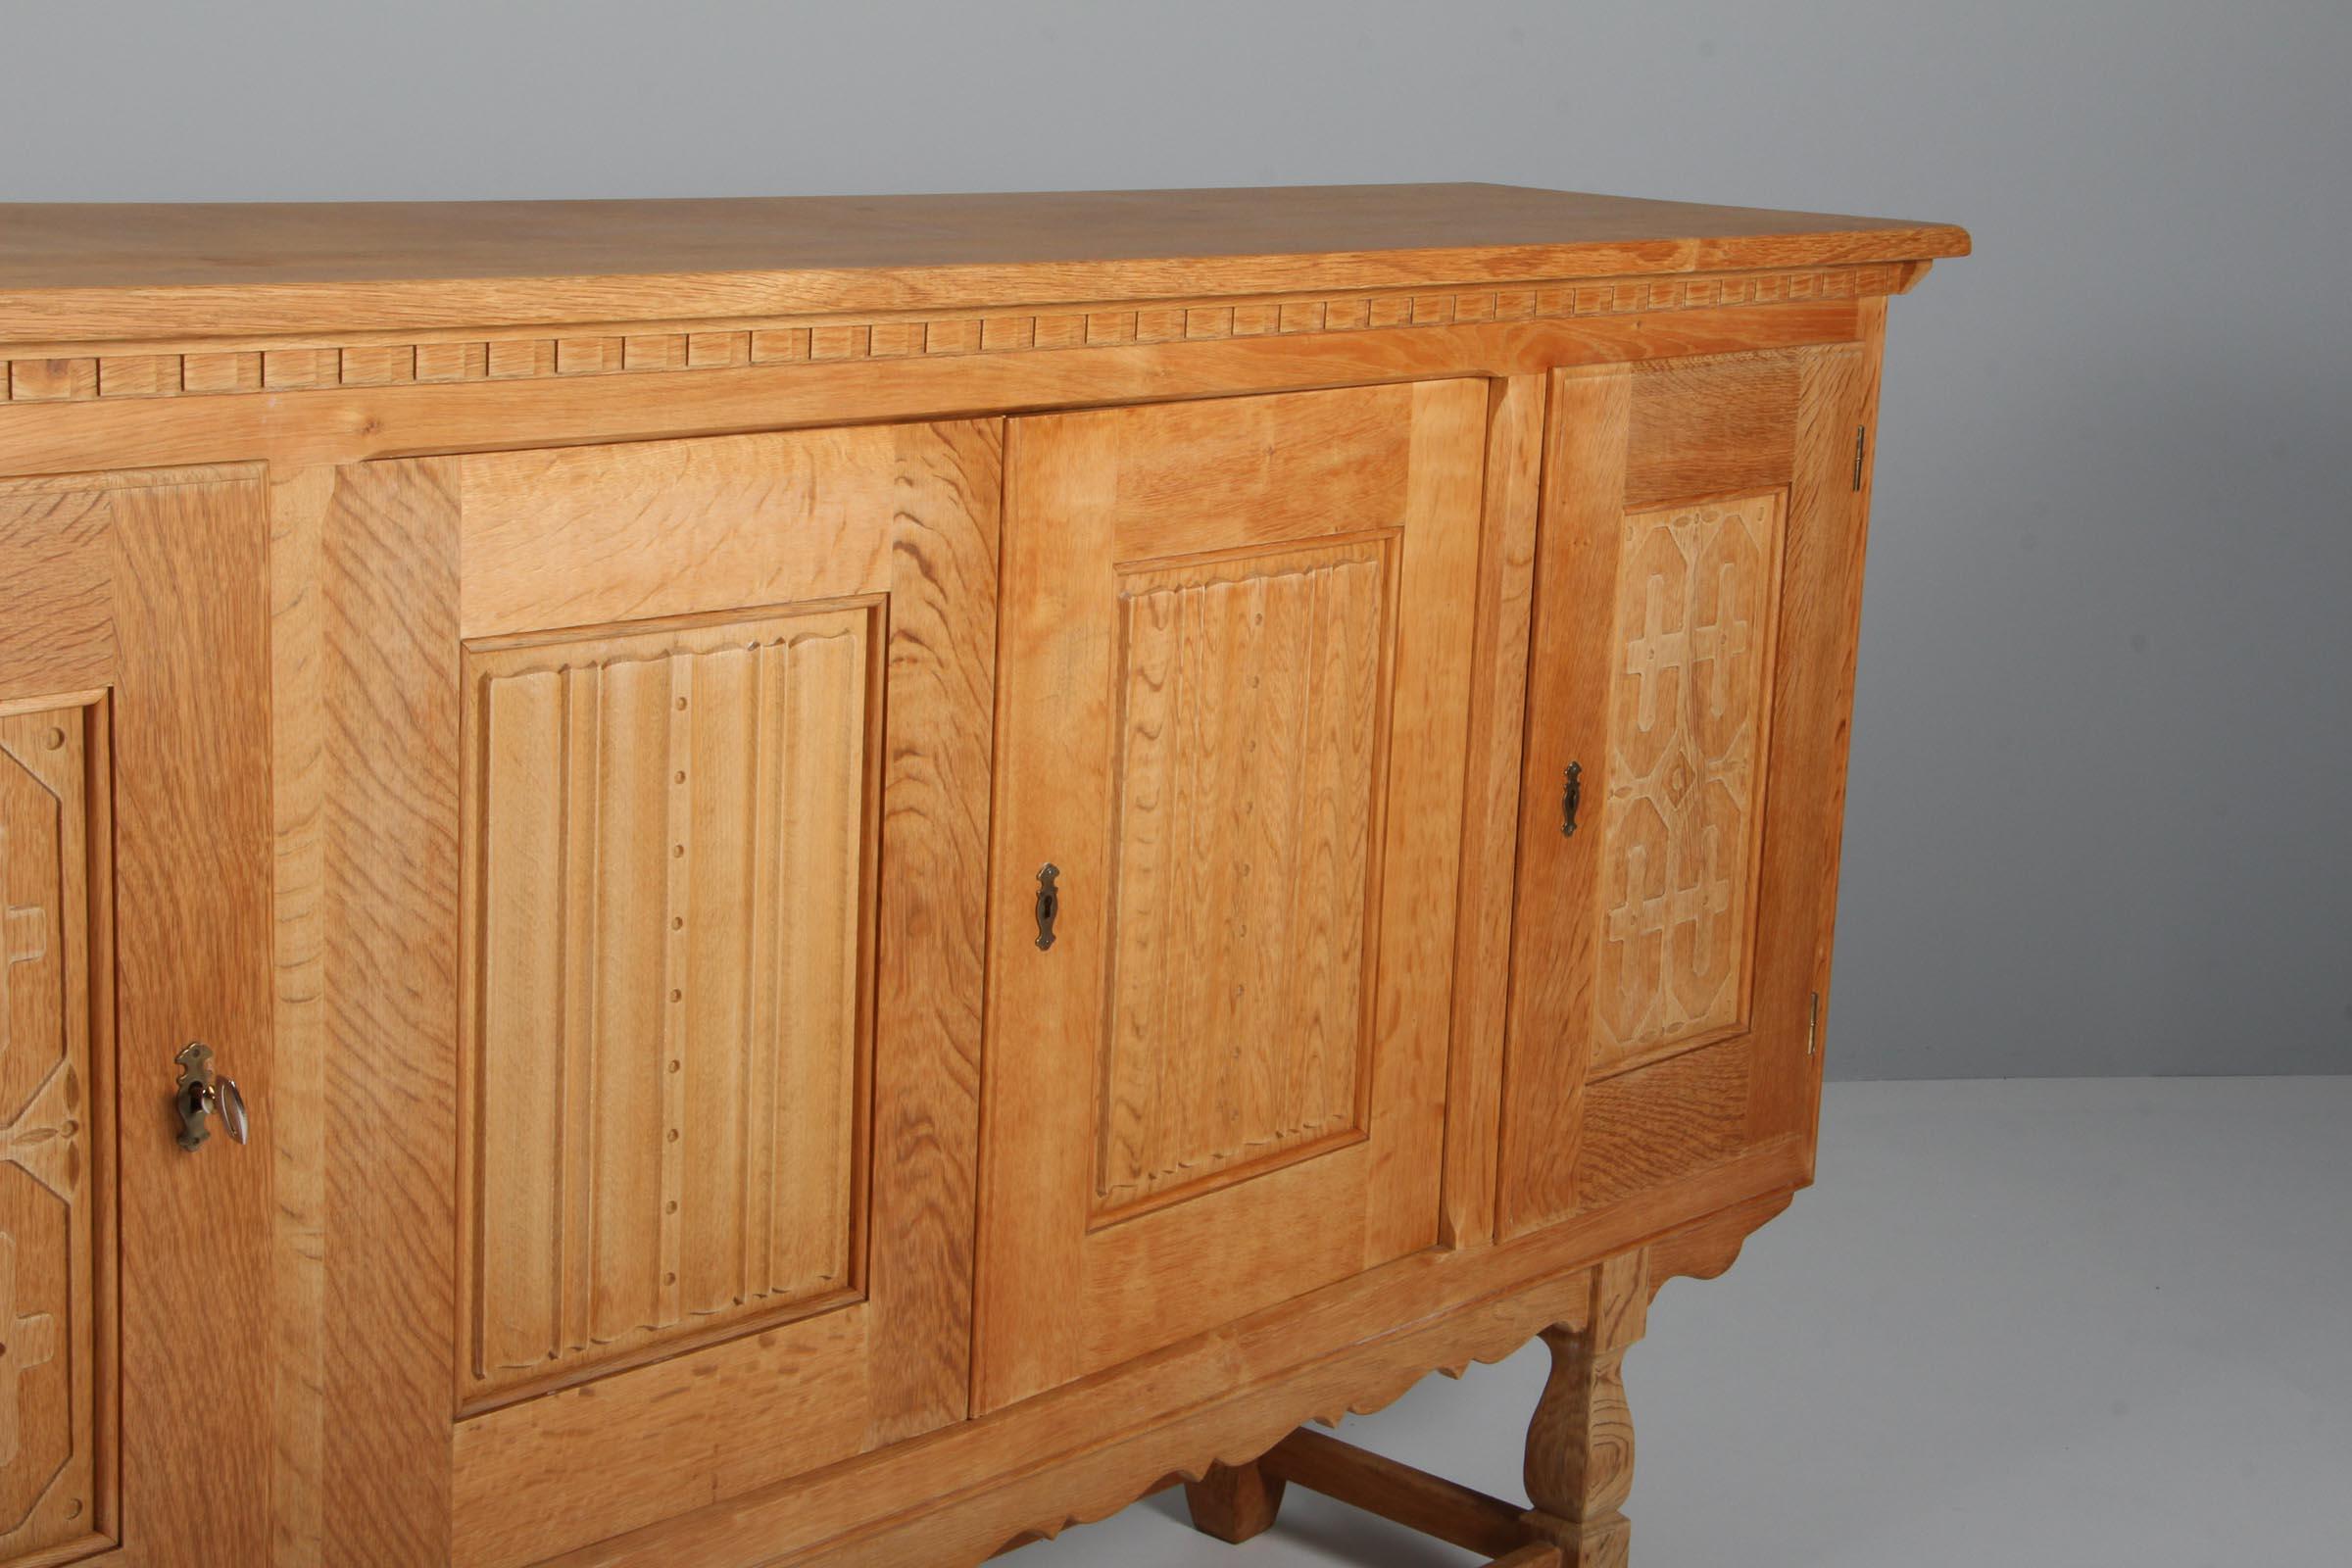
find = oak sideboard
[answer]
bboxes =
[0,184,1967,1567]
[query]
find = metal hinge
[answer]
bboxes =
[1851,426,1868,491]
[1806,992,1822,1055]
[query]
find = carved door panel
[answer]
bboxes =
[0,467,273,1565]
[977,381,1488,1412]
[415,422,1002,1567]
[1497,345,1879,1238]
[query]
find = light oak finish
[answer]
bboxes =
[541,1178,1794,1568]
[0,300,1882,481]
[1497,344,1876,1237]
[1441,374,1547,1249]
[1178,1461,1287,1547]
[0,466,274,1568]
[1167,1200,1784,1568]
[0,185,1960,1568]
[0,701,102,1564]
[1521,1251,1650,1567]
[0,186,1964,341]
[462,608,874,1402]
[268,457,464,1568]
[1260,1427,1531,1556]
[976,380,1484,1412]
[0,263,1922,409]
[445,420,1001,1568]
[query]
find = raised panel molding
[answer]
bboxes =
[0,262,1919,405]
[1096,541,1391,1218]
[0,702,108,1563]
[461,608,878,1407]
[1592,494,1783,1076]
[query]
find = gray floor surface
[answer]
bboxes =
[1011,1076,2352,1567]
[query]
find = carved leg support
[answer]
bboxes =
[1182,1249,1663,1567]
[1182,1458,1288,1544]
[1521,1250,1649,1568]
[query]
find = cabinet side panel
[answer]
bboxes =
[1745,332,1879,1153]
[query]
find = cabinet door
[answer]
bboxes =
[1497,345,1877,1237]
[978,381,1487,1411]
[397,422,1002,1567]
[0,467,273,1565]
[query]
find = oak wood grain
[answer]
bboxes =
[0,185,1967,341]
[976,381,1484,1413]
[1441,373,1545,1249]
[0,699,105,1562]
[1745,323,1882,1159]
[442,418,1000,1567]
[269,457,463,1568]
[456,429,902,637]
[1498,340,1872,1243]
[1265,1427,1530,1557]
[108,470,276,1566]
[1624,351,1799,509]
[1522,1250,1649,1568]
[1179,1459,1287,1545]
[0,302,1871,481]
[532,1168,1803,1568]
[0,181,1954,1568]
[1498,366,1635,1237]
[462,610,873,1403]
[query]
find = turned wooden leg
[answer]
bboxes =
[1520,1250,1650,1568]
[1183,1457,1289,1544]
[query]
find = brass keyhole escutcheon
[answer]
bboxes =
[174,1042,249,1152]
[1034,863,1061,952]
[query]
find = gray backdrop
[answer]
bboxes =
[9,0,2346,1078]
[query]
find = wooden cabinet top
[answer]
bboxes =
[0,182,1970,341]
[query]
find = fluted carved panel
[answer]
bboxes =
[0,704,105,1561]
[463,609,876,1402]
[1094,542,1390,1217]
[1592,494,1782,1074]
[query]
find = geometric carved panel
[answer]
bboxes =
[463,608,875,1403]
[1591,495,1782,1075]
[0,704,105,1561]
[1095,541,1389,1218]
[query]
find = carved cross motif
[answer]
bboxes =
[1596,500,1777,1053]
[1689,557,1755,728]
[0,1233,59,1468]
[3,821,51,963]
[1627,522,1756,742]
[1605,829,1738,955]
[2,904,39,968]
[3,815,54,1069]
[1621,570,1689,738]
